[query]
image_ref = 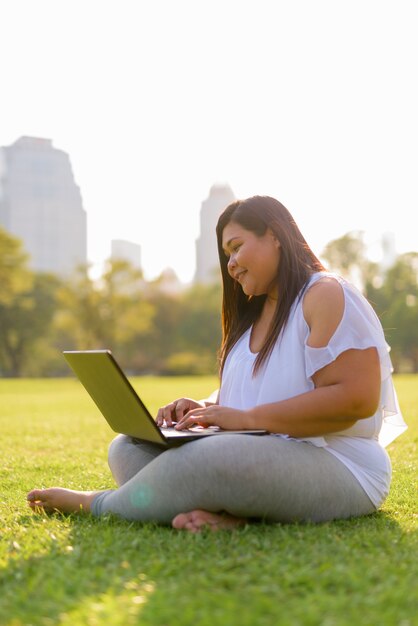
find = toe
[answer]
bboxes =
[172,513,191,529]
[27,489,43,501]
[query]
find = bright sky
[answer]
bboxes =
[1,0,417,282]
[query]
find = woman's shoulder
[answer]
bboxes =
[305,273,344,299]
[302,274,345,337]
[305,272,378,316]
[302,271,385,346]
[303,271,371,315]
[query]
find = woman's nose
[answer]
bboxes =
[227,254,236,274]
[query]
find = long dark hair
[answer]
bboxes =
[216,196,326,376]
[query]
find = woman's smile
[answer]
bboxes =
[235,269,247,283]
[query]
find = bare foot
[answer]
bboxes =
[27,488,99,514]
[172,509,247,533]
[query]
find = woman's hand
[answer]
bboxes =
[175,405,251,431]
[156,398,206,427]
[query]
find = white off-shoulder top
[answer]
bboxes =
[218,272,407,507]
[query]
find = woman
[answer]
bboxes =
[27,196,406,532]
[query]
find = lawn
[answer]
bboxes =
[0,374,417,626]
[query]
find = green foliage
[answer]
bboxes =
[0,227,32,306]
[321,230,379,290]
[153,284,221,375]
[322,230,367,274]
[0,228,60,376]
[1,228,418,376]
[366,253,418,372]
[54,260,155,372]
[132,290,184,372]
[0,375,416,626]
[177,283,222,353]
[113,282,222,375]
[162,351,218,375]
[323,236,418,372]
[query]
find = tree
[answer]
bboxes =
[0,227,32,305]
[121,278,223,375]
[321,231,379,293]
[0,228,60,376]
[320,231,418,372]
[55,259,155,371]
[155,282,222,375]
[175,282,221,374]
[372,253,418,371]
[134,289,184,372]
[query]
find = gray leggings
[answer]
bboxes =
[91,434,375,524]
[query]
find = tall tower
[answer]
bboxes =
[0,136,87,276]
[111,239,142,270]
[381,232,397,272]
[194,184,235,283]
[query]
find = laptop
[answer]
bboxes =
[63,350,267,447]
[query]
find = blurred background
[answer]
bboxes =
[0,0,417,376]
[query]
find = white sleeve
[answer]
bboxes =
[304,279,407,446]
[304,280,392,380]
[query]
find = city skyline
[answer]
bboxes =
[1,1,417,282]
[0,135,236,283]
[0,134,405,286]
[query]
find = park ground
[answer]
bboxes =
[0,374,417,626]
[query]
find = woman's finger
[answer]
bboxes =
[175,401,191,420]
[175,408,211,430]
[156,402,176,426]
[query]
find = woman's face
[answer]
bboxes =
[221,221,281,298]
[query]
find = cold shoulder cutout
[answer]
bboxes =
[303,277,345,349]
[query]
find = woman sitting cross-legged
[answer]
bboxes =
[27,196,407,532]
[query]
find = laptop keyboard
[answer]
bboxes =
[161,425,221,434]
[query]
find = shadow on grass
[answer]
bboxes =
[1,510,417,626]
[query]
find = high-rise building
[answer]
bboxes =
[381,232,397,272]
[194,184,235,283]
[111,239,142,270]
[0,136,87,276]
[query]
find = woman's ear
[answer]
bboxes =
[267,228,281,248]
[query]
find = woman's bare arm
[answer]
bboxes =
[245,278,381,435]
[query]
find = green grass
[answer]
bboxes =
[0,375,417,626]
